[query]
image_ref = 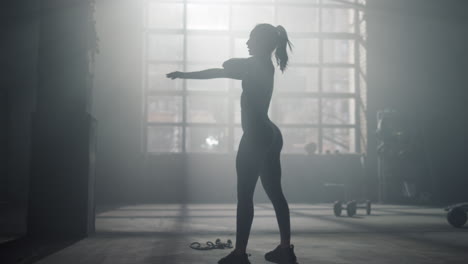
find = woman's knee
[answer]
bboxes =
[271,193,287,205]
[237,195,254,206]
[237,186,256,202]
[263,183,285,201]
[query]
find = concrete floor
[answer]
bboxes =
[36,204,468,264]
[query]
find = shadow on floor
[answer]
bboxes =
[0,236,82,264]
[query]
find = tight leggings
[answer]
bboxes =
[235,122,291,250]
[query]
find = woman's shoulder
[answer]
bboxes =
[222,57,256,80]
[222,57,254,69]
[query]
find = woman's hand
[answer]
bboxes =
[166,71,184,80]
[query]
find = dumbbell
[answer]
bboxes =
[333,200,372,217]
[445,203,468,228]
[333,201,356,217]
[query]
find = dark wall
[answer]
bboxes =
[2,1,40,204]
[367,0,468,203]
[0,0,143,205]
[0,85,7,202]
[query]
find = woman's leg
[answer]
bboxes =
[234,134,266,253]
[260,130,291,247]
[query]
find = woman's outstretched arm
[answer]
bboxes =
[166,68,228,80]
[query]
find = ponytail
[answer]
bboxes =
[275,25,293,73]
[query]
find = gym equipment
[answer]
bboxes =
[333,200,372,217]
[190,238,233,250]
[333,201,355,217]
[363,200,372,215]
[445,203,468,228]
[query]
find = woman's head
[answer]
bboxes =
[246,24,293,72]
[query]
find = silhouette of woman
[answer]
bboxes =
[167,24,298,264]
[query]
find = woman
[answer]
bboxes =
[167,24,298,264]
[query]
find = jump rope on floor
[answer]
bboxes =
[190,239,233,250]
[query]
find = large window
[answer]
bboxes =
[144,0,367,154]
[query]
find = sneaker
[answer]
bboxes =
[218,251,251,264]
[265,245,298,264]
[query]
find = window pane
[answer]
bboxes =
[323,39,354,64]
[322,0,355,5]
[290,38,319,64]
[233,127,242,151]
[232,0,273,2]
[281,128,319,154]
[147,34,184,61]
[148,64,183,91]
[359,11,367,41]
[275,98,319,124]
[186,127,228,153]
[233,38,249,58]
[359,42,367,76]
[275,67,319,92]
[359,73,367,103]
[147,96,183,123]
[322,68,355,93]
[187,4,229,30]
[278,0,318,3]
[187,35,230,62]
[186,79,229,92]
[232,5,275,31]
[323,128,355,153]
[143,2,364,154]
[189,0,230,2]
[232,79,243,91]
[187,96,228,123]
[186,64,229,91]
[277,7,319,33]
[322,98,355,125]
[147,3,183,29]
[148,126,182,153]
[322,8,355,33]
[234,99,241,124]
